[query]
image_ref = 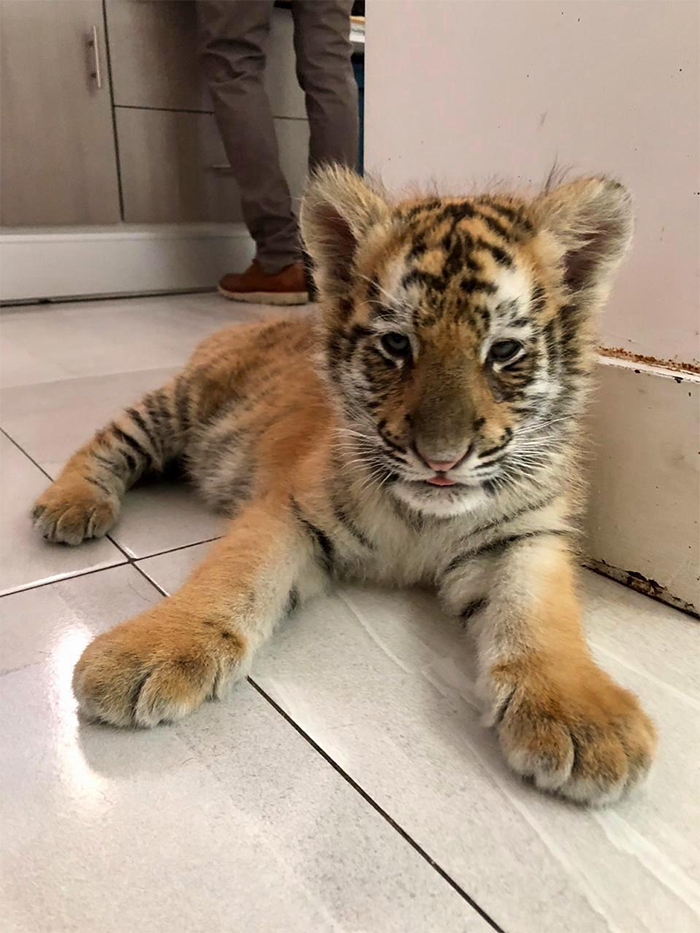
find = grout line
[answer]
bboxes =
[0,532,218,602]
[247,680,507,933]
[0,288,215,311]
[130,560,168,594]
[105,533,135,564]
[102,533,222,570]
[106,527,221,567]
[2,368,180,395]
[0,562,128,599]
[130,535,222,564]
[0,427,54,481]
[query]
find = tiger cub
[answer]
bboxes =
[32,167,655,805]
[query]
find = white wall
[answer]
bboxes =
[365,0,700,613]
[366,0,699,366]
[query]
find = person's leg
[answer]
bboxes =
[197,0,300,275]
[291,1,359,172]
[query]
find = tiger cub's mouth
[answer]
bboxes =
[425,476,457,487]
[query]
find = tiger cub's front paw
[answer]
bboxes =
[73,605,250,727]
[487,659,657,806]
[33,478,119,545]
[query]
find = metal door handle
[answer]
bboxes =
[210,164,234,173]
[87,25,102,89]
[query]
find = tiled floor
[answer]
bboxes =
[1,294,698,933]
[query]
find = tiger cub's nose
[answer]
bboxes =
[416,446,470,473]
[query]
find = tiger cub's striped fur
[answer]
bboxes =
[33,168,655,805]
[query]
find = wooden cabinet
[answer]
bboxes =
[0,0,311,228]
[0,0,121,226]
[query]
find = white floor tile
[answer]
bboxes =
[0,293,267,389]
[0,337,68,390]
[110,480,228,559]
[582,571,700,699]
[141,543,700,933]
[0,367,178,477]
[0,564,159,675]
[0,435,124,596]
[0,567,486,933]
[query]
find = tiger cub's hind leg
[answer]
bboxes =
[33,378,189,545]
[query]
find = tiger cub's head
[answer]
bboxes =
[300,167,633,518]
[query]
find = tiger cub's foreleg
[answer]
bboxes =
[32,377,189,545]
[72,496,328,726]
[440,535,657,805]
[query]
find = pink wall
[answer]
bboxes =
[365,0,699,365]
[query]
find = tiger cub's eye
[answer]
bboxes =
[489,339,523,364]
[381,332,411,358]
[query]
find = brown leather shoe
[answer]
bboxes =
[218,260,308,305]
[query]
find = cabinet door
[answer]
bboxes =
[105,0,210,112]
[106,1,306,119]
[116,108,243,223]
[0,0,121,226]
[116,107,309,225]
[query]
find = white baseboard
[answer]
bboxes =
[0,223,256,303]
[585,354,699,616]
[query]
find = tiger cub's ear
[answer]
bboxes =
[534,176,634,312]
[300,165,391,299]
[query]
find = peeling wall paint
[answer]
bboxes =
[600,346,700,376]
[587,560,698,619]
